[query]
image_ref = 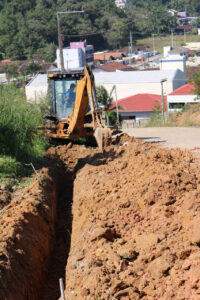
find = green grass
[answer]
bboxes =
[0,83,48,181]
[0,156,22,178]
[146,112,164,127]
[137,34,200,54]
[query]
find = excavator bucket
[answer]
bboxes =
[94,127,112,151]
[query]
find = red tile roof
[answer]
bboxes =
[169,83,195,95]
[0,59,12,67]
[94,52,126,61]
[109,94,167,112]
[98,62,134,72]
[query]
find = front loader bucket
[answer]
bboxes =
[94,127,112,151]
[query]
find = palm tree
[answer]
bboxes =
[96,85,115,125]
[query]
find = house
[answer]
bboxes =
[57,42,94,70]
[176,24,193,34]
[167,83,200,112]
[17,59,45,73]
[93,62,134,73]
[18,60,56,74]
[94,52,126,65]
[0,73,7,83]
[94,69,186,100]
[168,47,189,57]
[25,74,48,102]
[115,45,149,56]
[185,43,200,51]
[177,11,187,18]
[160,55,187,74]
[115,0,131,9]
[109,93,167,125]
[0,59,12,68]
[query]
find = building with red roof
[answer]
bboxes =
[94,62,134,72]
[109,93,167,123]
[167,83,200,112]
[169,83,195,95]
[0,59,12,67]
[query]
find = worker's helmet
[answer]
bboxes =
[70,83,75,89]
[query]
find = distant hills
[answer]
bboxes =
[0,0,199,61]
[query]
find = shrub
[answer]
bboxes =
[107,111,122,126]
[0,156,22,178]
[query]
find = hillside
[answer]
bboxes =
[0,0,132,61]
[167,103,200,127]
[0,0,200,61]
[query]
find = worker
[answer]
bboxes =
[63,83,76,116]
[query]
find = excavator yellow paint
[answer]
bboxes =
[37,66,111,150]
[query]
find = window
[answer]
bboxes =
[169,103,185,109]
[54,79,77,120]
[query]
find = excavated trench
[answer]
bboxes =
[40,166,74,300]
[0,153,75,300]
[0,140,112,300]
[1,135,200,300]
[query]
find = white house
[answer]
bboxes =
[115,0,131,9]
[160,55,186,74]
[25,74,48,102]
[94,69,186,100]
[25,69,186,104]
[167,83,200,112]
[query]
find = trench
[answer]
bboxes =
[39,165,74,300]
[0,141,126,300]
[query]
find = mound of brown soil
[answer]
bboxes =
[57,141,200,299]
[0,169,57,300]
[1,135,200,300]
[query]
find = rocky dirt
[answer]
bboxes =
[0,134,200,300]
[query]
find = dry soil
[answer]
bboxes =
[0,134,200,300]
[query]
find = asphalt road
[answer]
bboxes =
[124,127,200,151]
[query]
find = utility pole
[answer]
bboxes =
[114,85,119,125]
[160,78,167,124]
[130,31,133,54]
[129,31,133,65]
[171,30,174,48]
[152,33,155,53]
[56,10,84,72]
[184,29,186,44]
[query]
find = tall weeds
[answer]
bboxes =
[0,83,47,176]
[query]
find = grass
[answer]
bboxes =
[136,34,200,54]
[146,111,164,127]
[0,83,48,182]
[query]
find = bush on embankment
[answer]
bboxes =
[0,84,48,178]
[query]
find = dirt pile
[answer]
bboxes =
[0,135,200,300]
[0,168,58,300]
[0,184,11,209]
[49,140,200,300]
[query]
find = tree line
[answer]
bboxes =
[0,0,200,62]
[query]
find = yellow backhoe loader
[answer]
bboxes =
[37,66,111,150]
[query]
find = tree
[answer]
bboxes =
[25,62,42,75]
[107,111,122,126]
[96,85,114,124]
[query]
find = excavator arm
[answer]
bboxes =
[37,66,111,150]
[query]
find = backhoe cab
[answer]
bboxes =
[37,66,111,150]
